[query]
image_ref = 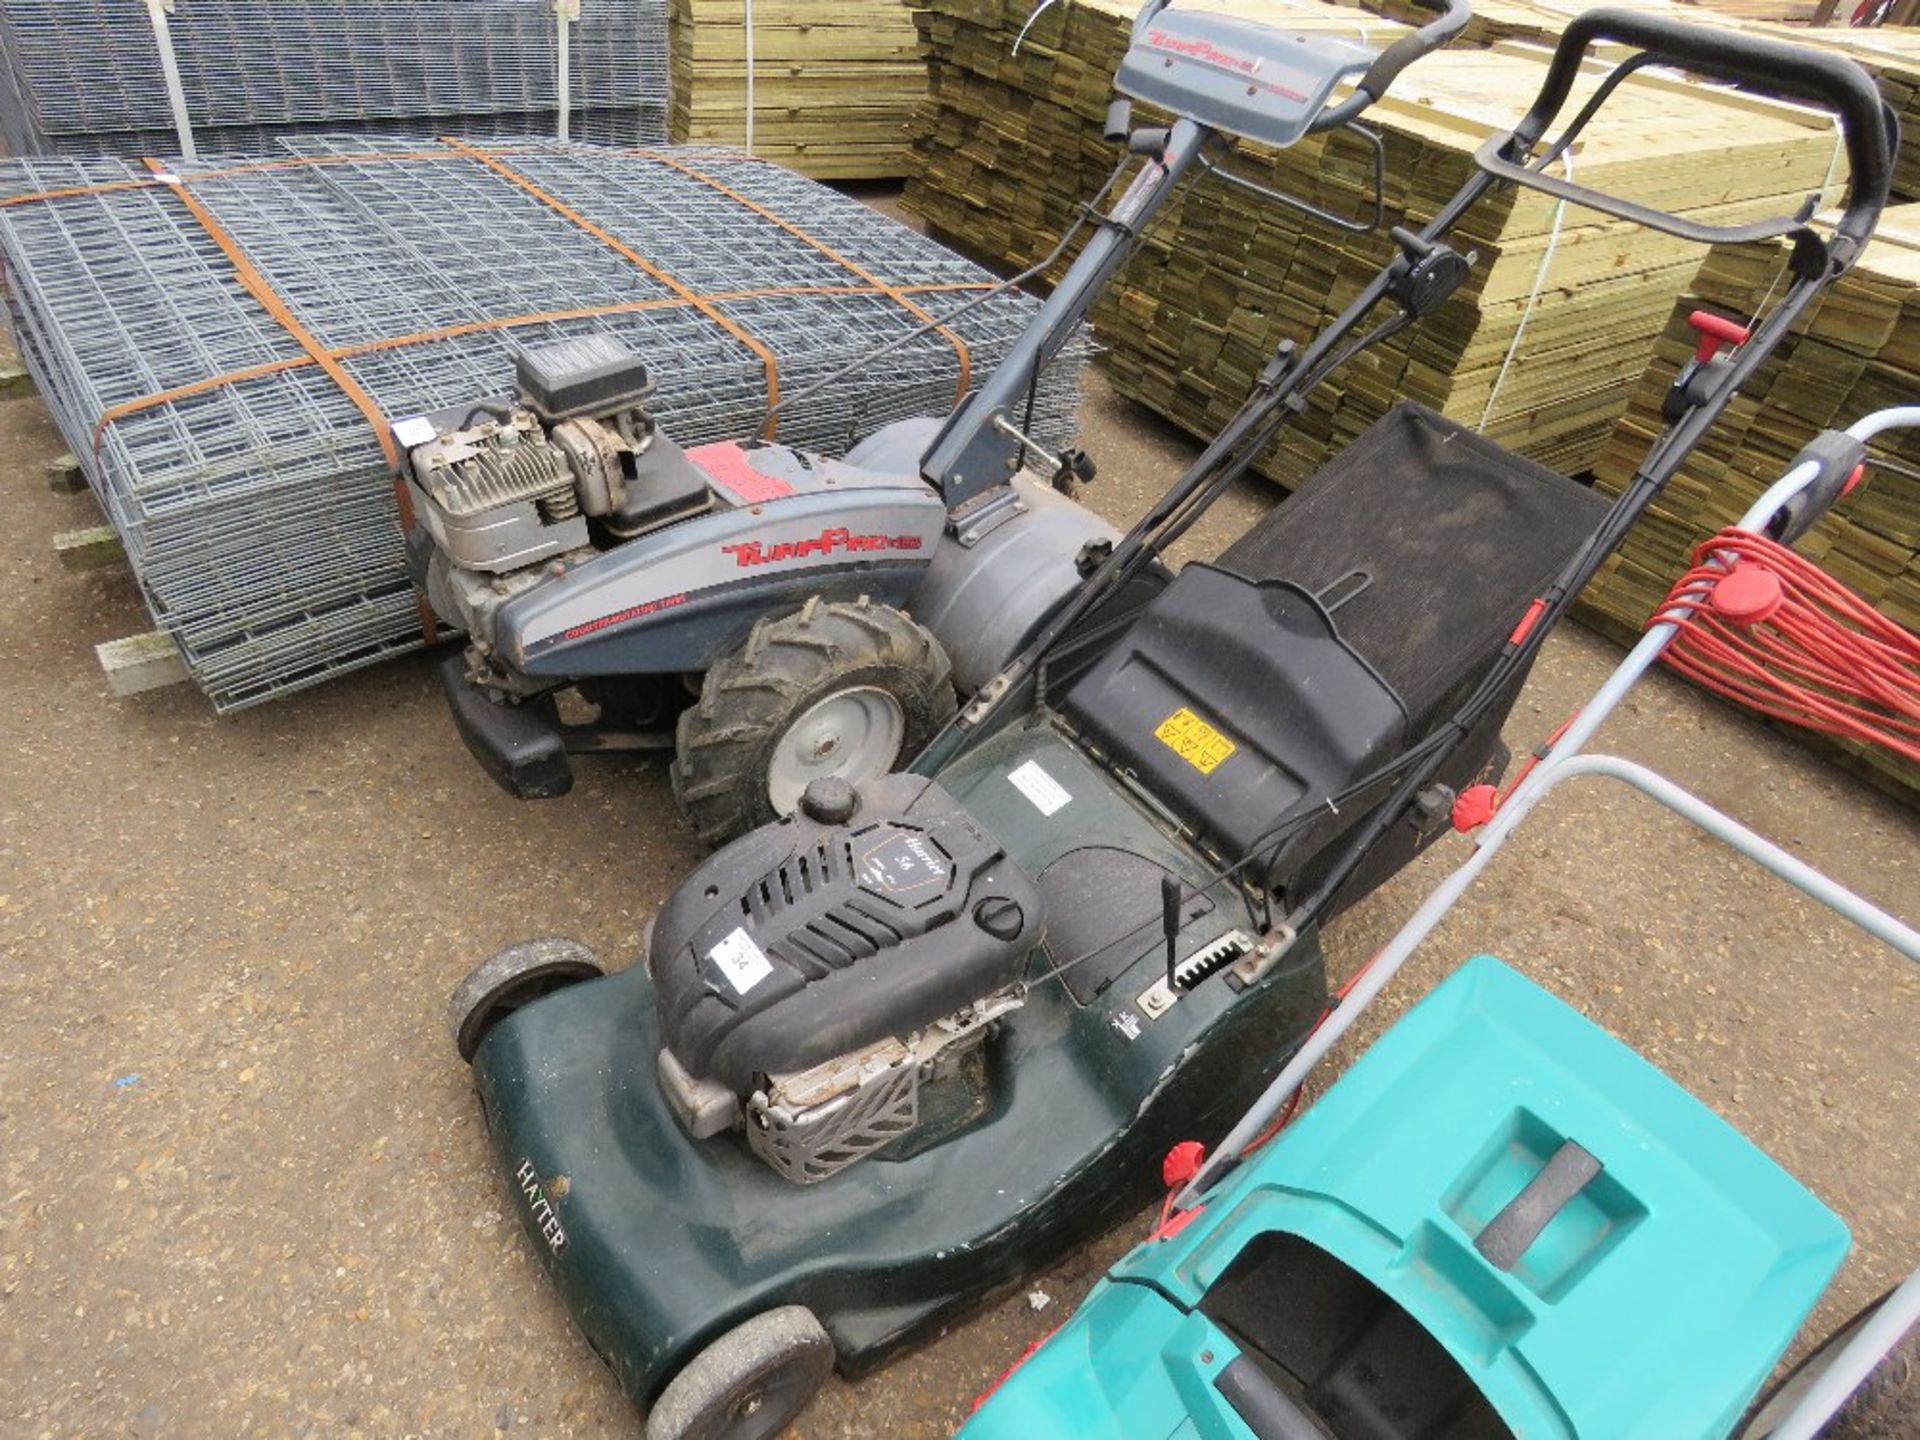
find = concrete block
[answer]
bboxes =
[54,526,125,573]
[46,453,88,495]
[96,631,189,697]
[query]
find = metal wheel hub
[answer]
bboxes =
[767,686,905,815]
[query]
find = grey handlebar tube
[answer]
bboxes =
[1184,755,1920,1212]
[922,0,1472,504]
[1763,1267,1920,1440]
[1309,0,1473,135]
[917,118,1209,506]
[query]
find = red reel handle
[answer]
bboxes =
[1688,309,1752,363]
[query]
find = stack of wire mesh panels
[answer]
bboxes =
[0,138,1086,710]
[0,0,669,158]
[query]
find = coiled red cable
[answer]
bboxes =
[1652,527,1920,764]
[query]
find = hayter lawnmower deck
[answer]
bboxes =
[447,5,1898,1437]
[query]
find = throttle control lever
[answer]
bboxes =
[1663,309,1751,422]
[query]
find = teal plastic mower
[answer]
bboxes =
[446,6,1902,1437]
[962,405,1920,1440]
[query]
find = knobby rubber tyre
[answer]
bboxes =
[671,596,956,847]
[447,937,603,1063]
[645,1305,835,1440]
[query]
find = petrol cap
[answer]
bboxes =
[798,776,858,825]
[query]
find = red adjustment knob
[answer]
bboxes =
[1162,1140,1206,1188]
[1841,462,1866,499]
[1708,561,1784,627]
[1687,309,1751,363]
[1451,783,1499,833]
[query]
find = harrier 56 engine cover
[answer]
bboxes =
[649,774,1044,1181]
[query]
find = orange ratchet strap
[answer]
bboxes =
[139,158,399,472]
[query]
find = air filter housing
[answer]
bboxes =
[515,335,655,423]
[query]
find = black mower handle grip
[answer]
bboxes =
[1309,0,1472,135]
[1488,7,1894,254]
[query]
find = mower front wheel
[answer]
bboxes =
[672,597,955,846]
[447,938,603,1064]
[645,1305,835,1440]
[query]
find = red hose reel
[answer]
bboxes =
[1652,526,1920,764]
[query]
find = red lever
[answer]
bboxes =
[1688,309,1751,364]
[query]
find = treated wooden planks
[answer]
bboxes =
[670,0,928,178]
[1362,0,1920,201]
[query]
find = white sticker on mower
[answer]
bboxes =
[709,926,773,995]
[1008,760,1071,816]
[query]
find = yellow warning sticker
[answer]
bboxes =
[1154,707,1237,775]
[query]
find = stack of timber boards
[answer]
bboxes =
[905,0,1842,486]
[1359,0,1920,201]
[1361,0,1732,41]
[669,0,927,178]
[1583,207,1920,798]
[1703,22,1920,202]
[1687,0,1825,18]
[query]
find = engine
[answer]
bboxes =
[648,774,1044,1184]
[402,335,717,658]
[410,405,587,569]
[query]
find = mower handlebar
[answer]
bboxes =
[1488,7,1894,258]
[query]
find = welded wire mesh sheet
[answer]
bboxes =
[0,139,1087,710]
[0,0,669,157]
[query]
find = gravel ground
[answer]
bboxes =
[2,326,1915,1439]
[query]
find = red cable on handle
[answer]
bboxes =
[1652,528,1920,764]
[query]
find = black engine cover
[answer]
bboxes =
[651,775,1044,1093]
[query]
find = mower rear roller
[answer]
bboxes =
[644,1306,835,1440]
[670,596,956,846]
